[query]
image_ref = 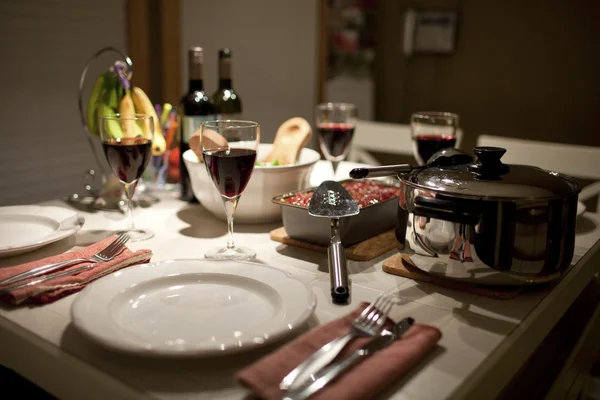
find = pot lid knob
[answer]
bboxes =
[468,146,510,178]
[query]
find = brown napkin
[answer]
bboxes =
[0,236,152,305]
[236,304,442,400]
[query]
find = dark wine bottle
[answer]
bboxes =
[178,47,216,203]
[212,48,242,119]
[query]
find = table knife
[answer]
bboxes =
[282,317,414,400]
[0,262,96,294]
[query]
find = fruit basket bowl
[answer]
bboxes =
[69,47,164,211]
[66,47,133,210]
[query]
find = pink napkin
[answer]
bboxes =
[0,236,152,305]
[236,304,442,400]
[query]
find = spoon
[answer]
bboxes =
[263,117,312,165]
[308,180,359,304]
[350,148,473,179]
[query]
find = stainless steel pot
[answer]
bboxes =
[352,147,582,283]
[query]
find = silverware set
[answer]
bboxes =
[0,234,130,293]
[280,294,414,400]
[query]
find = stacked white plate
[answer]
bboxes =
[71,259,317,357]
[0,205,85,258]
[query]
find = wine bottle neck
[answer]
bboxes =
[188,47,204,82]
[189,79,203,92]
[218,55,232,84]
[219,79,232,90]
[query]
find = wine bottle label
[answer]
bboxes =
[182,115,216,143]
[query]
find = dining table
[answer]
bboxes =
[1,160,600,400]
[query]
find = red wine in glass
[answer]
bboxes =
[102,138,153,183]
[203,148,257,198]
[317,123,355,160]
[413,134,457,165]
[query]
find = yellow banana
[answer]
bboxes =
[86,73,105,136]
[87,70,127,138]
[95,73,123,138]
[102,72,122,111]
[118,90,143,138]
[130,86,167,156]
[97,103,123,138]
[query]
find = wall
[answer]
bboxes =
[0,0,127,205]
[326,76,374,121]
[375,0,600,151]
[180,0,319,145]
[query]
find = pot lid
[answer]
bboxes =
[407,147,582,200]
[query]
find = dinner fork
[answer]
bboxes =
[0,233,130,286]
[280,294,394,391]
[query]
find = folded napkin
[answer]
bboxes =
[0,236,152,305]
[236,304,442,400]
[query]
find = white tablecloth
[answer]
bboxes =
[0,161,599,400]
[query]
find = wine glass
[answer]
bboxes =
[410,112,458,240]
[315,102,357,178]
[410,112,459,166]
[100,114,155,241]
[201,120,260,260]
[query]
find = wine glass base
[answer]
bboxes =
[205,246,256,261]
[330,160,340,179]
[116,228,154,242]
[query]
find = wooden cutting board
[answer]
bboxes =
[270,227,403,261]
[382,253,524,300]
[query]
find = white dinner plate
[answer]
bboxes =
[71,259,317,357]
[0,205,85,258]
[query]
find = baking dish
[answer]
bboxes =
[272,179,402,247]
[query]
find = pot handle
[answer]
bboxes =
[413,196,479,225]
[349,164,412,179]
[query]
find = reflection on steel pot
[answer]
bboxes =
[358,147,582,283]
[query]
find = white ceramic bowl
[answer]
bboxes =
[183,144,321,224]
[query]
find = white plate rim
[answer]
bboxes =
[0,205,85,256]
[71,258,317,357]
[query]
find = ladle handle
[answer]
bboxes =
[328,219,349,304]
[349,164,412,179]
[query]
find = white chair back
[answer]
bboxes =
[477,134,600,211]
[348,119,463,165]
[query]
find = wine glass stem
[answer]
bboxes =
[223,197,239,249]
[331,160,340,178]
[123,182,136,231]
